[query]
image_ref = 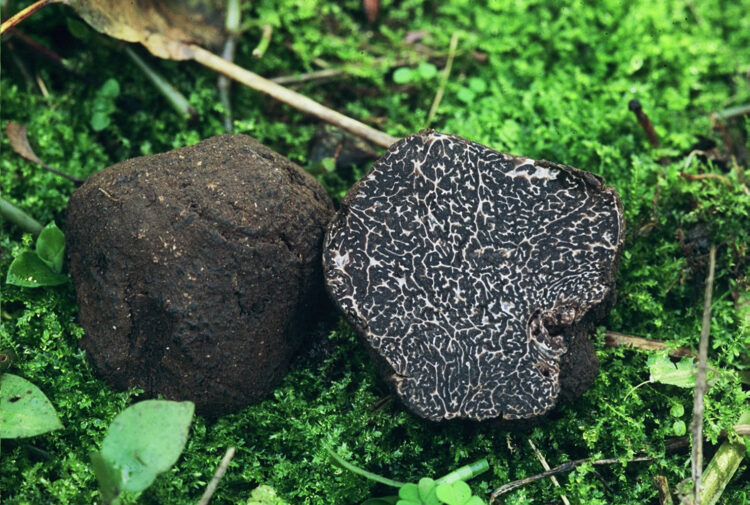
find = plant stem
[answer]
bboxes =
[425,32,459,128]
[188,44,399,149]
[435,458,489,485]
[0,197,43,236]
[252,24,272,59]
[691,244,717,505]
[124,46,194,119]
[325,448,405,488]
[700,411,750,505]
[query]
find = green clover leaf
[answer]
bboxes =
[435,482,485,505]
[397,478,439,505]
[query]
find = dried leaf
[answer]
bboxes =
[63,0,226,60]
[6,122,42,165]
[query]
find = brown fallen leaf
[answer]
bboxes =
[67,0,226,60]
[6,121,84,183]
[1,0,398,148]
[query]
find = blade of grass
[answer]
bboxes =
[124,46,194,119]
[425,32,459,128]
[0,197,43,236]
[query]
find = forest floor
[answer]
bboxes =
[1,1,749,504]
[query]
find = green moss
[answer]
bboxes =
[1,0,749,503]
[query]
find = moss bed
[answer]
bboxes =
[1,1,749,504]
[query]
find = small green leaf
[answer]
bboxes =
[91,451,122,504]
[321,157,337,173]
[670,403,685,418]
[418,477,440,505]
[435,481,472,505]
[648,354,696,388]
[100,78,121,99]
[417,62,438,80]
[468,77,487,93]
[36,222,65,273]
[398,483,420,504]
[247,485,290,505]
[393,67,414,84]
[673,419,687,436]
[5,251,68,287]
[91,111,111,131]
[100,400,194,493]
[456,87,476,104]
[0,373,63,439]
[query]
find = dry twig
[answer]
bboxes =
[197,447,236,505]
[690,244,717,505]
[604,331,694,358]
[489,456,653,503]
[189,44,399,148]
[527,439,570,505]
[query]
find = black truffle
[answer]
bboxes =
[323,131,624,422]
[67,135,333,416]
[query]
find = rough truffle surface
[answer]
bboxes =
[323,131,624,422]
[67,135,333,415]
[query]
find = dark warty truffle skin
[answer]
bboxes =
[67,134,334,416]
[323,130,624,422]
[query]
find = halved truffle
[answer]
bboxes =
[67,135,333,416]
[323,131,624,422]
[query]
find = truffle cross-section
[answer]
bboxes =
[324,130,624,422]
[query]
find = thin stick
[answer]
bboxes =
[189,44,399,148]
[528,439,570,505]
[715,103,750,120]
[0,0,59,35]
[0,197,43,236]
[654,474,674,505]
[252,24,272,59]
[196,447,236,505]
[628,99,660,148]
[124,46,194,119]
[271,68,348,85]
[679,172,732,188]
[426,32,459,128]
[490,456,653,503]
[691,244,717,505]
[700,411,750,505]
[604,331,694,358]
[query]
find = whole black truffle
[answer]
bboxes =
[323,131,624,422]
[67,135,333,416]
